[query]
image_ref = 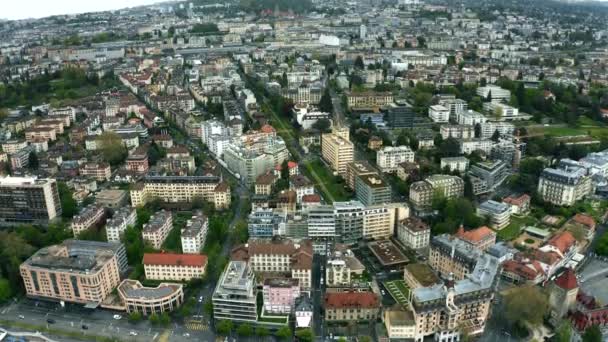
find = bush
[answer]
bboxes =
[524,238,535,244]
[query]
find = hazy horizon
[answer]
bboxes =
[3,1,166,20]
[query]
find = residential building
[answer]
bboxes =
[0,176,61,226]
[324,292,380,321]
[346,161,377,190]
[96,189,129,209]
[477,200,511,230]
[459,139,493,154]
[429,234,482,280]
[363,203,409,240]
[181,212,208,254]
[295,295,314,328]
[130,175,231,209]
[117,279,184,315]
[409,175,464,210]
[376,146,415,173]
[142,210,173,249]
[80,162,112,182]
[70,204,105,237]
[456,110,487,126]
[438,98,468,120]
[20,240,123,304]
[255,173,275,196]
[346,91,393,109]
[126,151,149,174]
[428,105,450,123]
[502,194,531,215]
[440,157,469,173]
[321,132,354,176]
[143,253,207,281]
[468,160,509,194]
[290,175,315,203]
[223,141,288,185]
[212,261,258,323]
[479,121,515,139]
[454,226,496,252]
[397,217,431,250]
[106,207,137,243]
[440,125,475,140]
[262,278,301,314]
[482,103,521,121]
[326,258,351,287]
[538,164,593,206]
[476,85,511,103]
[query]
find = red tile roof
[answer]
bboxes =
[143,253,207,267]
[546,231,576,254]
[455,226,495,244]
[573,214,596,230]
[302,194,321,203]
[503,194,531,206]
[554,268,578,290]
[324,292,380,309]
[502,259,544,281]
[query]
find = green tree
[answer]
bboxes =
[491,129,501,142]
[28,151,39,169]
[237,323,253,337]
[216,320,233,336]
[554,320,572,342]
[97,131,127,166]
[504,286,549,327]
[295,328,314,342]
[312,118,332,133]
[275,326,292,340]
[233,219,249,244]
[127,311,142,323]
[149,313,160,325]
[255,326,270,336]
[582,325,602,342]
[58,182,78,219]
[0,277,13,302]
[159,312,170,326]
[354,56,365,69]
[280,159,290,180]
[319,88,333,114]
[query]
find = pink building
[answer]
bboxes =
[262,278,300,314]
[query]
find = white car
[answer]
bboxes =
[113,315,122,320]
[198,296,203,303]
[129,332,138,336]
[18,315,24,319]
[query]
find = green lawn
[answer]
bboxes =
[303,159,353,203]
[384,280,410,306]
[497,215,538,241]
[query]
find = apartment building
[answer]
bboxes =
[255,173,275,195]
[363,203,409,240]
[326,258,351,287]
[262,278,301,314]
[70,204,105,237]
[456,110,487,126]
[346,161,377,190]
[429,234,481,280]
[376,146,415,173]
[126,151,149,174]
[0,176,61,226]
[355,174,392,206]
[324,292,380,321]
[130,175,231,209]
[409,175,464,210]
[118,279,184,315]
[142,210,173,249]
[212,261,258,323]
[143,253,207,281]
[80,162,112,182]
[538,164,593,206]
[25,127,56,143]
[482,102,520,120]
[231,240,313,291]
[440,125,475,140]
[428,105,450,123]
[106,207,137,243]
[469,160,509,195]
[181,212,208,254]
[479,121,515,139]
[1,140,28,154]
[459,139,493,155]
[397,217,431,250]
[477,200,511,230]
[346,91,394,109]
[438,98,468,119]
[290,175,315,203]
[20,240,123,304]
[223,142,288,185]
[440,157,469,173]
[455,226,496,252]
[321,133,354,176]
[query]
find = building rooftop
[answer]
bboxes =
[143,253,207,267]
[324,291,380,309]
[368,240,409,266]
[118,279,182,300]
[405,263,440,287]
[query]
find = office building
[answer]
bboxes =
[346,91,393,109]
[106,207,137,243]
[223,141,288,185]
[212,261,258,323]
[248,208,285,238]
[386,104,416,128]
[307,205,337,238]
[440,125,475,140]
[456,110,487,126]
[355,174,392,206]
[118,279,184,315]
[262,278,301,314]
[476,200,511,230]
[479,121,515,139]
[142,210,173,249]
[143,253,207,281]
[438,98,468,120]
[397,217,431,250]
[428,105,450,123]
[334,201,365,244]
[429,234,482,280]
[476,85,511,103]
[468,160,509,194]
[0,176,61,226]
[376,146,415,173]
[321,132,354,176]
[181,212,208,254]
[346,161,377,190]
[20,240,123,305]
[324,292,380,321]
[363,203,409,240]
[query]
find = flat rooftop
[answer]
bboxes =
[369,240,409,266]
[405,263,440,287]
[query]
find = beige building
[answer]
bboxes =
[20,240,123,305]
[142,210,173,249]
[70,204,105,237]
[409,175,464,210]
[79,162,112,182]
[346,91,394,109]
[363,203,409,240]
[118,279,184,315]
[231,240,313,291]
[321,133,354,176]
[24,127,57,143]
[143,253,207,281]
[397,217,431,250]
[324,291,380,321]
[130,175,231,210]
[384,308,417,340]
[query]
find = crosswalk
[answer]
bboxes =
[185,321,208,331]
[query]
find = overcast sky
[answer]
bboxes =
[3,0,163,20]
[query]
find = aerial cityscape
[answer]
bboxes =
[2,0,608,341]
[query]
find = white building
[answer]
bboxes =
[181,213,208,254]
[397,217,431,250]
[476,200,511,230]
[428,105,450,123]
[456,110,488,126]
[105,207,137,243]
[538,163,593,206]
[476,85,511,103]
[480,121,515,139]
[376,146,415,173]
[460,139,493,154]
[440,157,469,173]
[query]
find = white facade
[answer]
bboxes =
[181,214,208,254]
[428,105,450,123]
[460,139,493,154]
[456,110,487,126]
[377,146,415,172]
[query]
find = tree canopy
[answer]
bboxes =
[504,286,549,327]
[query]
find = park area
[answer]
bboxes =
[384,280,411,306]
